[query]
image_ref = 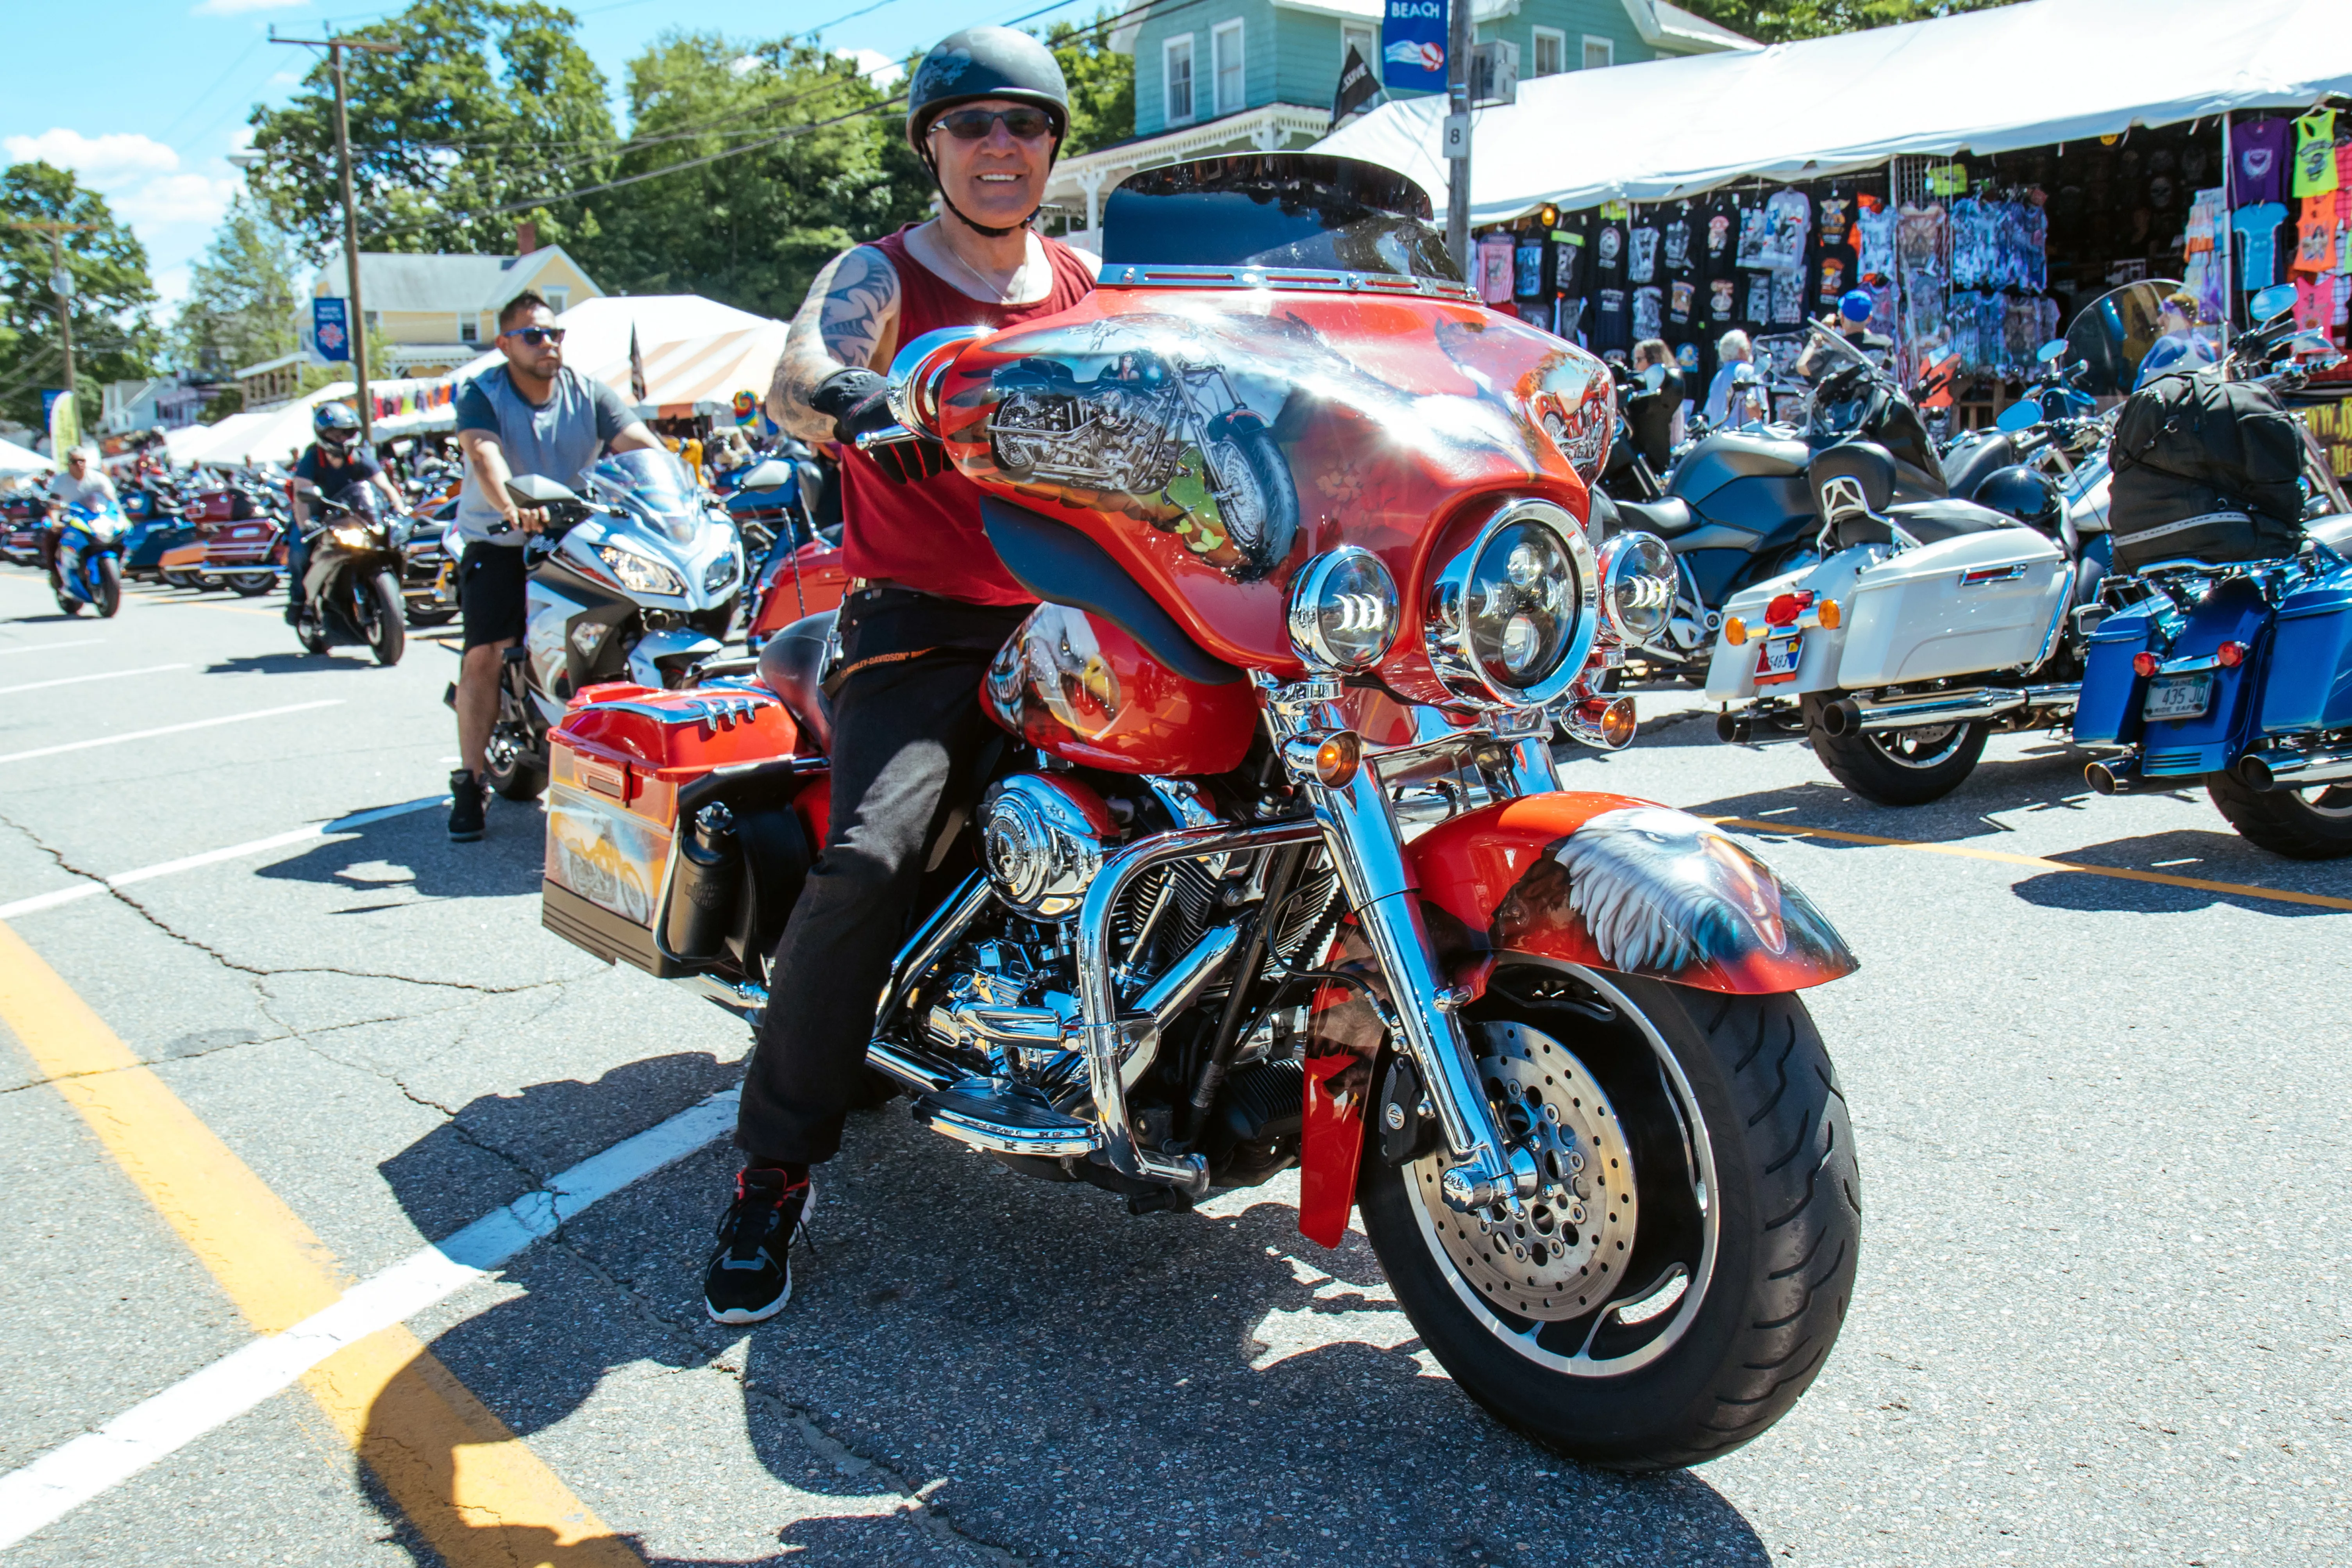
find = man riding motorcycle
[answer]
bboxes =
[709,24,1099,1324]
[288,402,407,625]
[43,446,117,588]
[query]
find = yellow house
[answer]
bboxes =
[304,242,604,379]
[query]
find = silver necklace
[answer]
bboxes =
[938,234,1035,305]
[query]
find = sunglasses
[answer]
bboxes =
[930,105,1055,143]
[504,326,565,347]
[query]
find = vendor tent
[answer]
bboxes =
[450,295,786,418]
[193,385,356,467]
[0,436,54,476]
[1316,0,2352,223]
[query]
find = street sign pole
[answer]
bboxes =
[1444,0,1473,276]
[8,220,99,420]
[270,26,402,445]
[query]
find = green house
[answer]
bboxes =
[1042,0,1753,243]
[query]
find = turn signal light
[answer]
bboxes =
[1284,729,1364,788]
[2132,651,2160,678]
[2216,640,2246,669]
[1723,616,1749,646]
[1598,695,1639,748]
[1815,598,1841,629]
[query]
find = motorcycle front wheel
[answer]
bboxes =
[1203,423,1298,582]
[94,557,122,619]
[484,722,548,802]
[1358,961,1859,1471]
[360,570,406,666]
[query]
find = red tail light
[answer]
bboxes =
[2215,640,2246,669]
[1764,589,1815,627]
[2131,652,2159,678]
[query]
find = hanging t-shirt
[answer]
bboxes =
[1629,224,1660,285]
[1816,194,1852,250]
[2232,202,2289,289]
[1813,251,1851,311]
[1556,296,1587,343]
[1707,275,1740,329]
[1667,278,1696,333]
[1515,239,1546,299]
[1476,234,1515,304]
[2231,118,2289,207]
[1855,203,1896,280]
[1760,189,1811,271]
[1593,288,1631,351]
[1735,204,1772,269]
[1661,213,1693,275]
[1700,197,1741,282]
[1743,271,1775,328]
[1552,221,1589,296]
[1769,269,1806,325]
[1632,286,1664,341]
[1592,217,1629,293]
[2294,196,2338,274]
[2292,111,2339,197]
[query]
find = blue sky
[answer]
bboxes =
[2,0,1104,314]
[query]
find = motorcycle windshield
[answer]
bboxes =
[2065,279,2183,398]
[590,447,701,544]
[1100,154,1459,283]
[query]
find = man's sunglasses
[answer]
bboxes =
[930,106,1055,143]
[503,326,566,346]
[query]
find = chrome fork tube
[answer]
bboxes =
[1075,819,1324,1195]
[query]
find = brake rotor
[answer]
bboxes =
[1414,1020,1639,1321]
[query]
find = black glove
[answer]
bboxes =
[808,368,947,485]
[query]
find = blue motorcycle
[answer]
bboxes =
[53,500,128,618]
[2075,287,2352,857]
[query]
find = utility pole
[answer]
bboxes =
[1443,0,1474,275]
[9,219,99,433]
[268,25,402,444]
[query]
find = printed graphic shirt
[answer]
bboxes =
[1478,234,1515,303]
[2231,117,2289,207]
[1700,197,1740,280]
[1633,285,1664,341]
[1593,288,1631,351]
[1552,218,1590,295]
[1759,190,1811,271]
[2294,195,2338,275]
[1855,203,1896,280]
[1629,225,1660,285]
[1707,275,1739,328]
[2292,110,2339,197]
[1661,214,1693,275]
[2231,202,2289,289]
[1514,240,1545,298]
[1592,218,1629,291]
[1816,195,1852,248]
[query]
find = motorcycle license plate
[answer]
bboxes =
[1755,634,1802,683]
[2143,671,2213,721]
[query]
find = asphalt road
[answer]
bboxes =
[0,565,2345,1568]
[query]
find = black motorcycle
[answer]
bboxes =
[291,481,407,666]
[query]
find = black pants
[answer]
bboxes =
[734,593,1027,1166]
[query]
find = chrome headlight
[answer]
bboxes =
[1595,531,1678,645]
[598,543,686,596]
[330,524,374,551]
[702,550,740,594]
[1425,498,1597,707]
[1287,546,1399,673]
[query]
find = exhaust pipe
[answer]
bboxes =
[1816,697,1864,737]
[1831,684,2080,736]
[2084,760,2135,796]
[2237,748,2352,793]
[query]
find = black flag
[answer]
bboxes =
[1331,45,1378,127]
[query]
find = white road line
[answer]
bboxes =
[0,664,189,698]
[0,641,102,658]
[0,1089,739,1548]
[0,700,341,766]
[0,796,446,922]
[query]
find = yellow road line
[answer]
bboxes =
[1709,817,2352,913]
[0,921,644,1565]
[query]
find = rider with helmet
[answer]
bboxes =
[704,25,1097,1327]
[287,402,406,625]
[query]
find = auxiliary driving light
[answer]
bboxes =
[1282,729,1363,788]
[1287,546,1399,672]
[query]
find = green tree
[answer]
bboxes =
[244,0,615,256]
[572,33,927,320]
[173,194,304,379]
[1675,0,2020,43]
[0,162,157,435]
[1046,13,1135,158]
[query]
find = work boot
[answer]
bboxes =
[703,1166,813,1324]
[447,769,488,842]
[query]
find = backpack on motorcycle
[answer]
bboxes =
[2107,368,2306,571]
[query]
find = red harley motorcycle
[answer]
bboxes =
[537,156,1861,1468]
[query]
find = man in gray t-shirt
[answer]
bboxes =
[447,289,656,842]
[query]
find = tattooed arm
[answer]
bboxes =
[768,244,901,443]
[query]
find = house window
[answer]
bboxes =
[459,315,478,343]
[1212,20,1245,116]
[543,287,569,314]
[1532,27,1565,77]
[1342,22,1374,70]
[1582,35,1614,70]
[1164,34,1195,125]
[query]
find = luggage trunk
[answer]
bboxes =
[1835,529,2068,689]
[2108,369,2306,571]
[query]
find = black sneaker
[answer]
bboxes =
[704,1168,813,1325]
[447,769,487,842]
[282,599,304,627]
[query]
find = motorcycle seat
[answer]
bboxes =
[1610,496,1699,537]
[755,610,835,754]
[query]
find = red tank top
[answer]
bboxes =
[837,225,1096,605]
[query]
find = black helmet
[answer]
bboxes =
[313,401,361,446]
[1974,463,2062,533]
[905,27,1070,150]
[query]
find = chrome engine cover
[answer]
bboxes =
[981,773,1120,918]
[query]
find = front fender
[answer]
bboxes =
[1408,792,1857,993]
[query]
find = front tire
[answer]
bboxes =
[2204,770,2352,859]
[1806,702,1988,805]
[485,723,548,802]
[362,570,406,666]
[94,557,122,618]
[1358,963,1859,1470]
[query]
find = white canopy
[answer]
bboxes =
[186,384,356,468]
[1316,0,2352,223]
[450,294,785,418]
[0,436,55,477]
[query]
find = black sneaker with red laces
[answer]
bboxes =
[703,1167,813,1324]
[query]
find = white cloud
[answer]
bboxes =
[4,129,179,184]
[116,173,243,229]
[836,48,906,88]
[191,0,309,15]
[153,265,195,313]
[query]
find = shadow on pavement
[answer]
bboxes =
[202,650,350,676]
[357,1062,1772,1567]
[2011,830,2352,918]
[254,794,545,906]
